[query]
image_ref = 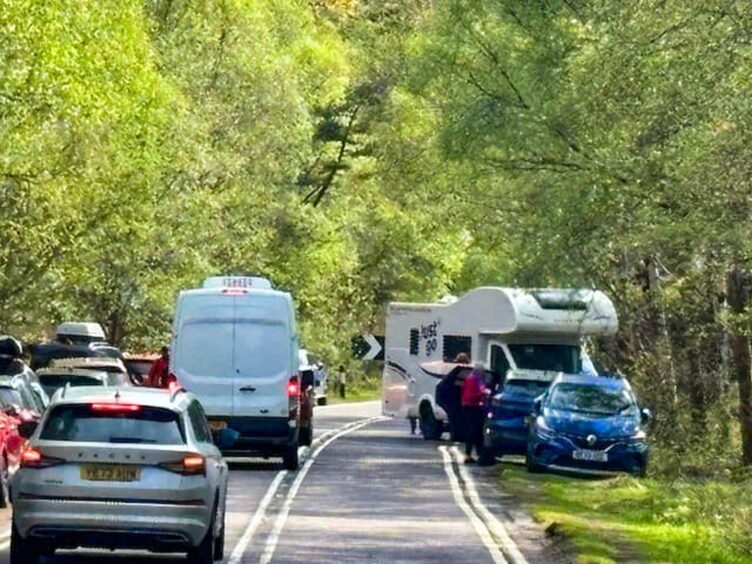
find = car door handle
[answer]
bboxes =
[239,386,257,392]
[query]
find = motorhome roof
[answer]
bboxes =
[202,275,273,290]
[390,287,618,338]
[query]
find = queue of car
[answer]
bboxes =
[0,275,323,562]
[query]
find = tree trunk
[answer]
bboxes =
[726,265,752,466]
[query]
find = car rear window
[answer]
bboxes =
[40,404,185,444]
[40,374,104,388]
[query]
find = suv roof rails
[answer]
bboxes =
[169,386,187,403]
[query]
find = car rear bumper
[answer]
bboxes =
[531,435,649,475]
[217,416,299,454]
[13,498,210,548]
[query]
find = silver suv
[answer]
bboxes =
[10,386,228,563]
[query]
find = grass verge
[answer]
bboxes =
[499,462,751,563]
[327,378,381,404]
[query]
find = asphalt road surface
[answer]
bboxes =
[0,401,550,563]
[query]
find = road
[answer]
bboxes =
[0,401,549,563]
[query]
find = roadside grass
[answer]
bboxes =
[499,464,752,563]
[327,378,381,404]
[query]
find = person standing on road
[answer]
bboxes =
[461,363,489,464]
[336,365,347,399]
[148,346,170,388]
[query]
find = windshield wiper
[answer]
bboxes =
[108,437,157,444]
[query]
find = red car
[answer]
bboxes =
[0,383,32,508]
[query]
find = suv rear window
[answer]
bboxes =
[40,405,185,444]
[39,374,103,388]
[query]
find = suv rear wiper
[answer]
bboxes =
[108,437,157,444]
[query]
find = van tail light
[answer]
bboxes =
[90,403,141,413]
[287,376,300,397]
[21,448,64,469]
[159,454,206,476]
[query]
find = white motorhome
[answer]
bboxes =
[381,287,618,438]
[171,275,302,469]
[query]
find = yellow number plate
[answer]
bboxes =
[80,464,141,482]
[209,420,228,431]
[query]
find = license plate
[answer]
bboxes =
[209,420,228,431]
[81,464,141,482]
[572,449,608,463]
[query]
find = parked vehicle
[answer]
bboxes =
[10,386,229,563]
[0,377,45,421]
[0,336,49,410]
[123,353,158,386]
[0,387,27,508]
[526,374,651,476]
[481,371,553,465]
[50,357,130,387]
[171,275,305,470]
[36,367,116,398]
[298,349,327,406]
[29,322,122,371]
[382,287,618,439]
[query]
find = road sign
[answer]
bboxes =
[351,333,384,361]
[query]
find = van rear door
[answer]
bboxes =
[232,320,290,418]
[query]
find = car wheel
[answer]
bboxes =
[11,520,40,564]
[283,445,300,471]
[525,446,543,474]
[0,456,10,509]
[300,425,313,447]
[213,502,225,561]
[419,405,443,441]
[187,511,215,563]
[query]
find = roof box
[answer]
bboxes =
[202,276,273,290]
[0,336,23,358]
[56,322,106,340]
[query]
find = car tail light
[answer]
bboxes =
[159,454,206,476]
[21,448,64,469]
[287,376,299,397]
[90,403,141,413]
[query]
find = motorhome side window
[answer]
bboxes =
[443,335,472,362]
[409,329,419,356]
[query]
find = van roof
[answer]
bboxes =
[179,287,291,300]
[202,276,273,290]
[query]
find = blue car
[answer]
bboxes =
[527,374,650,476]
[481,374,553,465]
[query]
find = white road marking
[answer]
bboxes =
[259,416,387,564]
[450,446,529,564]
[227,469,287,564]
[228,416,384,564]
[439,446,507,564]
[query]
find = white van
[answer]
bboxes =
[171,276,301,469]
[382,287,618,438]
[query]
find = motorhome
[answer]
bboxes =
[381,287,618,438]
[171,275,304,469]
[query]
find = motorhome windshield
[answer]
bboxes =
[508,344,580,374]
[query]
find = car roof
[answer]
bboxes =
[37,367,110,379]
[49,386,193,411]
[51,357,126,370]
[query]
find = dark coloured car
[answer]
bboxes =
[480,373,553,465]
[527,374,651,476]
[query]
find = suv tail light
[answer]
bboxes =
[159,454,206,476]
[21,448,64,469]
[287,376,299,397]
[90,403,141,413]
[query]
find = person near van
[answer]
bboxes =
[461,363,490,464]
[147,346,170,388]
[336,365,346,399]
[436,369,462,441]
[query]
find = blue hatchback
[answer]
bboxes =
[527,374,650,476]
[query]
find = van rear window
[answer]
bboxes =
[40,405,185,444]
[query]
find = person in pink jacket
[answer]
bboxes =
[461,363,490,463]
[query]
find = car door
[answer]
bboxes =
[231,319,291,420]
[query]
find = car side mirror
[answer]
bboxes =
[300,370,315,390]
[640,407,652,424]
[532,398,542,416]
[18,420,38,439]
